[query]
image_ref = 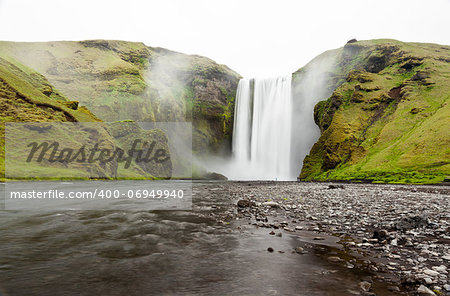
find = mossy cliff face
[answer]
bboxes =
[0,56,102,178]
[0,56,172,180]
[0,40,240,155]
[299,39,450,184]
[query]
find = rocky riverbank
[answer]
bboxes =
[201,181,450,295]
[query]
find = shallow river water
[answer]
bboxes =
[0,181,399,295]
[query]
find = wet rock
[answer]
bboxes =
[394,215,429,231]
[237,200,255,208]
[328,256,343,262]
[359,281,371,292]
[387,285,400,292]
[372,229,388,241]
[328,184,345,189]
[417,285,436,295]
[295,247,305,254]
[431,265,446,273]
[423,269,439,277]
[204,172,228,180]
[262,201,279,208]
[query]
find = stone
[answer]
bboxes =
[387,286,400,292]
[423,269,439,277]
[359,281,371,292]
[328,184,345,189]
[262,201,279,208]
[267,247,274,253]
[431,265,446,272]
[417,285,436,295]
[295,247,305,254]
[328,256,343,262]
[237,200,255,208]
[395,215,428,231]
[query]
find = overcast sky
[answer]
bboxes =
[0,0,449,78]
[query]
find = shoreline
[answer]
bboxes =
[204,181,450,295]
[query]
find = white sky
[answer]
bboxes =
[0,0,449,78]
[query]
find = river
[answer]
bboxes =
[0,181,400,295]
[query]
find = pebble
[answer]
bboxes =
[295,247,305,254]
[327,256,343,262]
[423,269,439,277]
[431,265,446,272]
[417,285,436,295]
[387,285,400,292]
[359,281,371,292]
[262,201,279,208]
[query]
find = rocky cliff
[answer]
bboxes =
[298,39,450,183]
[0,40,240,154]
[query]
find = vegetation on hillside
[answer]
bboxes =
[298,39,450,184]
[0,40,240,154]
[0,57,172,180]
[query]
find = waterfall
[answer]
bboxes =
[231,75,293,180]
[204,55,335,181]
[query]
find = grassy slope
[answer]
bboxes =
[0,57,172,180]
[0,56,101,178]
[0,40,240,154]
[299,39,450,184]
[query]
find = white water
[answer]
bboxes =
[231,76,293,180]
[204,55,335,181]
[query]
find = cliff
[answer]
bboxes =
[0,56,172,180]
[298,39,450,183]
[0,40,240,154]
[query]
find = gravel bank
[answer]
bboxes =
[202,182,450,295]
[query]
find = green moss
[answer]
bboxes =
[300,39,450,184]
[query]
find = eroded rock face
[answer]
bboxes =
[0,40,241,155]
[298,39,450,184]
